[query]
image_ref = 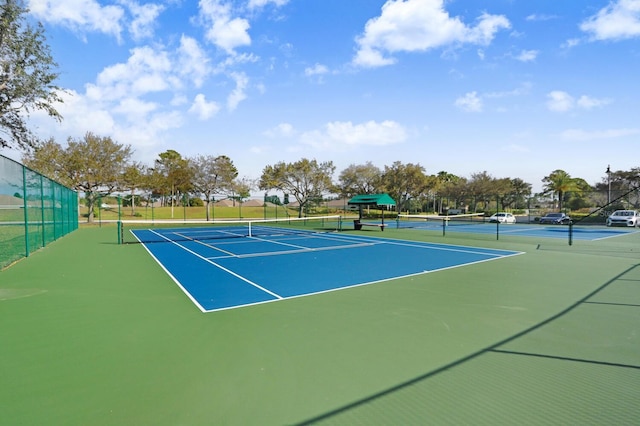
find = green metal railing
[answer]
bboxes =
[0,155,78,269]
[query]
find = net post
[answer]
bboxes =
[568,222,573,246]
[117,220,122,244]
[248,221,252,237]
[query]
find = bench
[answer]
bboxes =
[353,220,386,231]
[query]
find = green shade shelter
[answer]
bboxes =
[347,193,396,207]
[348,193,396,223]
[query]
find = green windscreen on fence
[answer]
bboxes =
[0,154,78,269]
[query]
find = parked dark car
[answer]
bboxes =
[539,212,572,225]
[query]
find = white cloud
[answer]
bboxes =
[86,46,174,102]
[576,95,611,109]
[353,46,396,68]
[515,49,539,62]
[454,84,530,112]
[466,13,511,45]
[264,123,296,138]
[304,64,329,76]
[547,91,611,112]
[189,94,221,120]
[546,91,574,112]
[300,120,407,151]
[27,39,234,159]
[198,0,251,53]
[227,72,249,111]
[178,36,211,88]
[51,89,116,135]
[29,88,183,161]
[561,38,581,49]
[580,0,640,41]
[248,0,289,9]
[353,0,510,68]
[304,63,330,83]
[113,97,158,122]
[455,91,483,112]
[525,14,558,22]
[559,128,640,141]
[28,0,125,40]
[122,0,165,40]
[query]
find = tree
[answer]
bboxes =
[154,150,192,217]
[24,132,132,222]
[542,169,581,211]
[467,171,496,212]
[565,178,593,210]
[189,154,238,221]
[501,178,532,210]
[380,161,428,213]
[66,133,132,222]
[21,136,65,183]
[120,162,145,216]
[258,158,335,217]
[0,0,63,150]
[432,171,461,213]
[230,177,254,218]
[336,162,382,197]
[603,168,640,208]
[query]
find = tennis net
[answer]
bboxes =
[118,215,343,244]
[396,213,486,229]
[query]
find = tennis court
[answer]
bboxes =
[396,214,639,241]
[129,219,522,312]
[2,222,640,425]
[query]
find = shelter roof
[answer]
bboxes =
[347,193,396,206]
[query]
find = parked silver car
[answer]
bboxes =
[606,210,640,227]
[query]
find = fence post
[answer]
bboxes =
[22,165,30,257]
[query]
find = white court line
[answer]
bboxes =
[592,229,640,241]
[193,231,380,259]
[193,239,237,256]
[326,232,523,257]
[201,245,524,313]
[147,229,283,300]
[206,241,376,260]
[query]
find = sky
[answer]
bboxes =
[5,0,640,194]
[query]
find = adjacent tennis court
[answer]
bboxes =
[129,219,522,312]
[396,213,640,240]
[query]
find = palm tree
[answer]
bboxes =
[542,169,580,211]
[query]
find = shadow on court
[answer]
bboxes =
[297,264,640,425]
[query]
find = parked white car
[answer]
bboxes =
[606,210,640,227]
[488,212,516,224]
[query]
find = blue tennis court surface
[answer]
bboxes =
[135,230,522,312]
[396,221,639,240]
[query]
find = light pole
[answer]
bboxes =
[606,164,611,205]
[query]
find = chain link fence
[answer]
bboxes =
[1,155,78,269]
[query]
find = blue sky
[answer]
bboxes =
[10,0,640,193]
